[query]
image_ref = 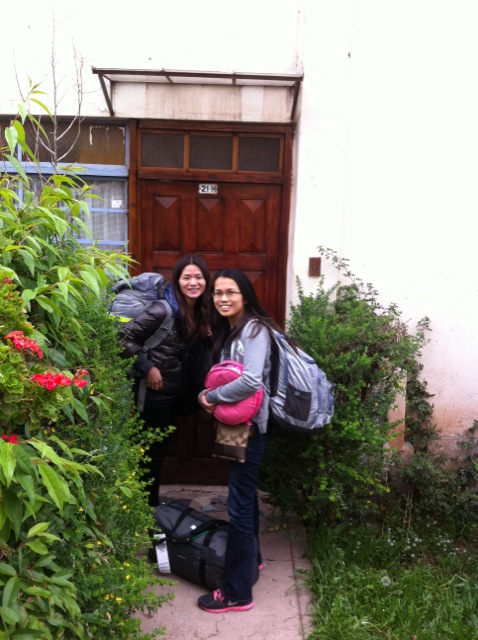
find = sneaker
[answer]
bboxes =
[198,589,254,613]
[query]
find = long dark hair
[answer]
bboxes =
[210,269,283,361]
[172,254,211,342]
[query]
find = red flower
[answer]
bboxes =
[1,434,19,444]
[5,330,43,359]
[31,371,73,390]
[2,277,13,285]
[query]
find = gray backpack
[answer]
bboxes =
[268,329,335,432]
[109,273,175,409]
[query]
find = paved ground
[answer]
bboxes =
[138,485,313,640]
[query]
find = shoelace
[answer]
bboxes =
[213,589,225,602]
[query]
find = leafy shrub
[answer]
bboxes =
[261,247,429,522]
[0,100,172,639]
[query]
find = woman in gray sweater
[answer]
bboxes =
[198,269,282,613]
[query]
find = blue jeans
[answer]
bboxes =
[222,427,269,602]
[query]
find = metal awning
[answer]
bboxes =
[91,67,303,121]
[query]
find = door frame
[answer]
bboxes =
[128,119,294,324]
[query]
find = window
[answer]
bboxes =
[139,129,283,174]
[2,118,130,253]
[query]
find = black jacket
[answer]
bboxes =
[120,300,183,399]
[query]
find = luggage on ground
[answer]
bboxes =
[150,498,259,590]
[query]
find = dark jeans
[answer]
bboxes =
[222,427,269,602]
[136,383,175,506]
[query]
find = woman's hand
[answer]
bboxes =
[198,389,216,414]
[147,366,163,391]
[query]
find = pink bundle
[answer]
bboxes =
[205,360,263,426]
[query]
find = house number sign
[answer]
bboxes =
[198,183,218,194]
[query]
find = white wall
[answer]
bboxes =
[294,0,478,441]
[3,0,477,440]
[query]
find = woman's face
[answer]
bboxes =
[178,264,206,306]
[213,277,245,327]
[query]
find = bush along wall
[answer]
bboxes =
[261,247,430,523]
[0,103,172,639]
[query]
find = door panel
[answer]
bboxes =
[139,181,282,318]
[138,179,283,484]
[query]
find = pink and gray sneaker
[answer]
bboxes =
[198,589,254,613]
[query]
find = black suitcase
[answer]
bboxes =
[151,499,259,590]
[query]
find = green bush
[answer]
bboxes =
[0,100,172,639]
[261,248,429,522]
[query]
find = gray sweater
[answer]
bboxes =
[205,320,272,433]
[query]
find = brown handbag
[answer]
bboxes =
[212,421,251,463]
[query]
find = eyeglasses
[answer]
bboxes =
[212,290,242,299]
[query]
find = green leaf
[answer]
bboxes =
[36,295,54,313]
[21,289,36,305]
[0,502,7,532]
[57,266,70,281]
[15,472,35,503]
[79,269,100,297]
[0,443,16,487]
[28,440,64,465]
[2,489,23,539]
[11,631,48,640]
[0,563,17,577]
[5,126,18,155]
[2,575,20,608]
[0,605,19,625]
[26,539,49,555]
[57,280,70,303]
[27,522,50,538]
[37,463,73,513]
[49,574,73,586]
[17,249,36,275]
[72,397,89,422]
[4,154,29,183]
[23,586,51,598]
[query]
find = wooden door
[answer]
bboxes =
[138,179,283,484]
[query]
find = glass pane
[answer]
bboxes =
[30,177,128,251]
[190,135,232,170]
[141,133,184,168]
[24,120,126,165]
[80,180,128,251]
[238,136,281,172]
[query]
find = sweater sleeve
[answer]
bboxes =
[206,323,269,404]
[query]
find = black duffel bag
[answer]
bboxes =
[150,498,259,590]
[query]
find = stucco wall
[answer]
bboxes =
[3,0,478,444]
[293,0,478,446]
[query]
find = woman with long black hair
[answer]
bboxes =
[121,254,211,505]
[197,268,282,613]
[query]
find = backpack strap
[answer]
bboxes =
[142,299,175,352]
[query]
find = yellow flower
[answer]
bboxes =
[116,597,122,604]
[79,507,84,512]
[126,575,131,580]
[97,541,102,546]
